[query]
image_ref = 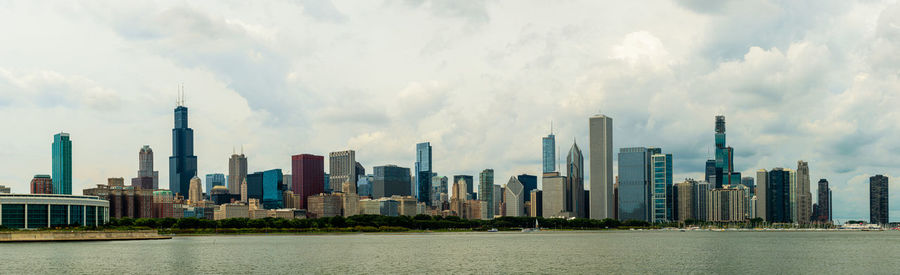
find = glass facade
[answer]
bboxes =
[27,204,48,229]
[262,169,284,209]
[542,134,556,173]
[373,165,411,198]
[651,153,673,223]
[52,133,73,195]
[51,205,68,227]
[246,172,264,202]
[205,173,226,200]
[617,147,650,222]
[169,105,198,197]
[86,206,97,227]
[479,169,494,218]
[2,204,25,229]
[517,174,537,202]
[415,142,432,204]
[70,205,84,226]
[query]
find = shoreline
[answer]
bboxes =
[0,230,172,243]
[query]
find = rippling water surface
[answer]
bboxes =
[3,231,900,274]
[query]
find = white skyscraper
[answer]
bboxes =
[589,114,614,220]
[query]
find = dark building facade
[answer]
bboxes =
[870,175,889,225]
[453,175,474,199]
[765,168,792,223]
[246,172,264,202]
[292,154,325,210]
[815,179,832,223]
[169,102,197,198]
[374,165,411,198]
[517,174,537,202]
[415,142,432,204]
[83,185,153,219]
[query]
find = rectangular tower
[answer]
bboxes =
[870,175,889,225]
[52,132,72,195]
[415,142,433,204]
[292,154,324,210]
[589,114,614,220]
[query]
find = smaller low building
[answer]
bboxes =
[0,194,109,229]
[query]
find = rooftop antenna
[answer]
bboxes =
[550,120,553,135]
[241,144,244,155]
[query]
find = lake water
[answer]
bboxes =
[3,231,900,274]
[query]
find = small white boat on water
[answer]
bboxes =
[488,228,499,232]
[522,220,541,233]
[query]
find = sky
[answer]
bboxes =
[1,0,899,221]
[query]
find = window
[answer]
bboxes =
[27,204,48,229]
[1,204,25,229]
[69,205,84,226]
[86,206,97,227]
[51,205,68,227]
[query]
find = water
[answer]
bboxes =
[3,231,900,274]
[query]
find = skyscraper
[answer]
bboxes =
[453,175,474,199]
[815,179,832,223]
[228,151,248,196]
[707,115,741,188]
[542,126,556,173]
[651,152,673,222]
[262,169,284,209]
[869,175,889,225]
[169,98,198,197]
[566,141,585,218]
[617,147,651,222]
[373,165,411,198]
[479,169,494,218]
[205,173,225,200]
[51,132,72,195]
[415,142,432,204]
[431,176,448,206]
[292,154,324,210]
[138,145,159,189]
[329,150,358,194]
[188,176,202,205]
[759,168,792,223]
[589,114,614,220]
[542,172,567,218]
[795,161,812,224]
[505,176,525,217]
[516,174,537,202]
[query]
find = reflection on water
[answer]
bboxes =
[2,231,899,274]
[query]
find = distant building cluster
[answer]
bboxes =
[6,94,892,228]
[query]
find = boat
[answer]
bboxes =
[522,220,541,233]
[488,228,499,232]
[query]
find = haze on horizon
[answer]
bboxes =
[1,0,899,221]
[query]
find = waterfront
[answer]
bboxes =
[2,231,900,274]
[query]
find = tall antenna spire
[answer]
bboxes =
[550,120,553,134]
[241,144,244,155]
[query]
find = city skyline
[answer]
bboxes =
[2,1,900,221]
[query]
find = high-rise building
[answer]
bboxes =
[292,154,324,210]
[567,141,585,218]
[52,132,72,195]
[137,145,159,189]
[262,169,284,209]
[169,99,198,197]
[543,127,556,173]
[357,174,374,197]
[493,184,502,216]
[870,175,889,225]
[188,176,202,205]
[589,114,614,220]
[415,142,433,204]
[707,185,748,222]
[431,176,448,206]
[478,169,494,218]
[453,175,474,200]
[617,147,651,222]
[245,172,264,204]
[31,175,53,194]
[516,174,537,202]
[707,116,741,189]
[542,172,568,218]
[505,176,525,217]
[741,177,755,193]
[451,178,468,217]
[228,151,248,196]
[205,174,225,200]
[758,168,792,223]
[329,150,358,194]
[815,179,832,223]
[84,185,153,219]
[283,174,292,192]
[795,161,812,224]
[676,180,695,222]
[651,153,673,223]
[373,165,411,198]
[530,189,542,217]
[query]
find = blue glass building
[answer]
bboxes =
[205,173,226,199]
[453,175,474,199]
[373,165,411,198]
[52,133,72,195]
[542,132,556,173]
[617,147,652,222]
[765,168,792,223]
[517,174,537,202]
[262,169,284,209]
[169,104,197,197]
[415,142,432,204]
[651,153,673,222]
[246,172,264,203]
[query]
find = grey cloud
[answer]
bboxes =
[296,0,348,23]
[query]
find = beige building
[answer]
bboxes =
[307,193,342,218]
[214,203,250,220]
[392,195,418,216]
[677,180,696,222]
[707,186,748,222]
[359,199,381,215]
[795,161,812,224]
[188,176,203,205]
[342,193,360,217]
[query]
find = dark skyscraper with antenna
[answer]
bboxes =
[169,91,197,197]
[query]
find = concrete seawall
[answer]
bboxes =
[0,230,171,242]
